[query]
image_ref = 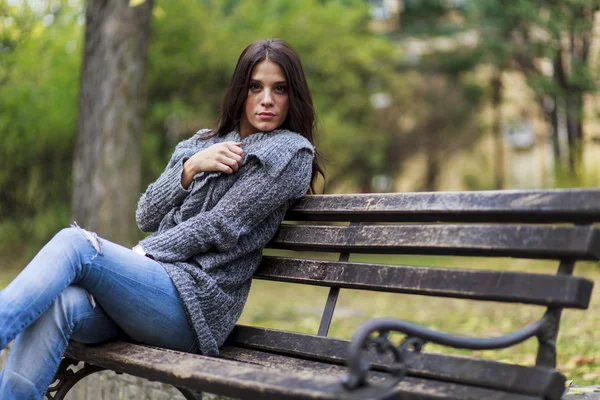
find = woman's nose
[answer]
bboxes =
[261,90,273,106]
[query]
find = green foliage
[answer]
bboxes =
[2,0,598,263]
[400,0,468,36]
[0,1,83,260]
[145,0,402,190]
[400,0,600,185]
[552,161,600,189]
[389,1,487,188]
[417,47,484,76]
[1,0,402,266]
[473,0,599,98]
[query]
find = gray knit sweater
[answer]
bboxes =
[135,128,314,356]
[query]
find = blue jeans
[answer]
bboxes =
[0,227,197,400]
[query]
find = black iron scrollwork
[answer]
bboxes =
[45,356,203,400]
[341,315,550,399]
[341,327,426,400]
[46,357,105,400]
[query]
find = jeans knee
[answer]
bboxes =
[68,223,102,259]
[52,227,85,255]
[54,227,80,242]
[56,286,94,315]
[52,225,102,262]
[50,286,95,331]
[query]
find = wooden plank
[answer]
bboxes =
[267,224,600,260]
[286,190,600,223]
[255,257,593,309]
[226,326,566,400]
[218,346,543,400]
[65,341,340,400]
[64,341,541,400]
[562,385,600,399]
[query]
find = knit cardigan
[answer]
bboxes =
[135,128,315,356]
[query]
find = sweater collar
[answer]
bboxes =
[223,126,290,146]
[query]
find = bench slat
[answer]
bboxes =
[218,346,543,400]
[65,341,541,400]
[267,224,600,260]
[227,326,566,400]
[65,341,340,400]
[255,256,593,308]
[286,190,600,223]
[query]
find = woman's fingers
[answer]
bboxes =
[226,150,243,163]
[218,154,241,171]
[226,142,244,155]
[191,142,244,174]
[216,163,234,174]
[218,143,243,171]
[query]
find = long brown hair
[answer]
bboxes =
[203,39,325,194]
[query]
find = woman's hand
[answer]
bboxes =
[181,142,243,189]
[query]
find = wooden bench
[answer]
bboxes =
[47,189,600,400]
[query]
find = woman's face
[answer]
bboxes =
[240,60,289,138]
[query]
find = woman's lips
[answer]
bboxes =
[257,112,276,120]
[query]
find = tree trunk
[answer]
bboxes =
[423,151,439,192]
[491,69,504,190]
[356,159,372,193]
[549,96,561,164]
[565,90,584,174]
[71,0,153,246]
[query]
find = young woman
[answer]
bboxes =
[0,38,324,399]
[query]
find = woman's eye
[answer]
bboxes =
[275,86,288,94]
[249,83,261,91]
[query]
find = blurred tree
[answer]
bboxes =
[390,0,486,190]
[0,0,405,268]
[471,0,599,177]
[0,0,82,262]
[521,0,598,175]
[470,0,515,189]
[71,0,153,245]
[144,0,402,192]
[398,0,599,185]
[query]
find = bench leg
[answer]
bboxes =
[535,260,574,368]
[46,357,204,400]
[536,307,562,367]
[46,357,105,400]
[177,387,203,400]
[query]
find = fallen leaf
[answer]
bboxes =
[571,355,596,366]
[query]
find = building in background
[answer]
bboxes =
[368,0,600,191]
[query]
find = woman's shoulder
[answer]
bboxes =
[245,129,315,177]
[268,129,314,150]
[248,129,314,156]
[192,128,222,145]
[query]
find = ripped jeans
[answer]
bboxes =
[0,227,198,400]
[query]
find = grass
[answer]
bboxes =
[240,250,600,386]
[1,251,598,386]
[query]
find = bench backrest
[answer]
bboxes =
[263,189,599,307]
[227,189,600,399]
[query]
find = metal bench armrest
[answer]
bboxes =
[342,313,551,399]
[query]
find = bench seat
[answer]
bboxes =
[66,340,554,400]
[50,189,600,400]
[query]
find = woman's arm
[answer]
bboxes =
[138,149,314,262]
[136,134,244,233]
[135,141,197,232]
